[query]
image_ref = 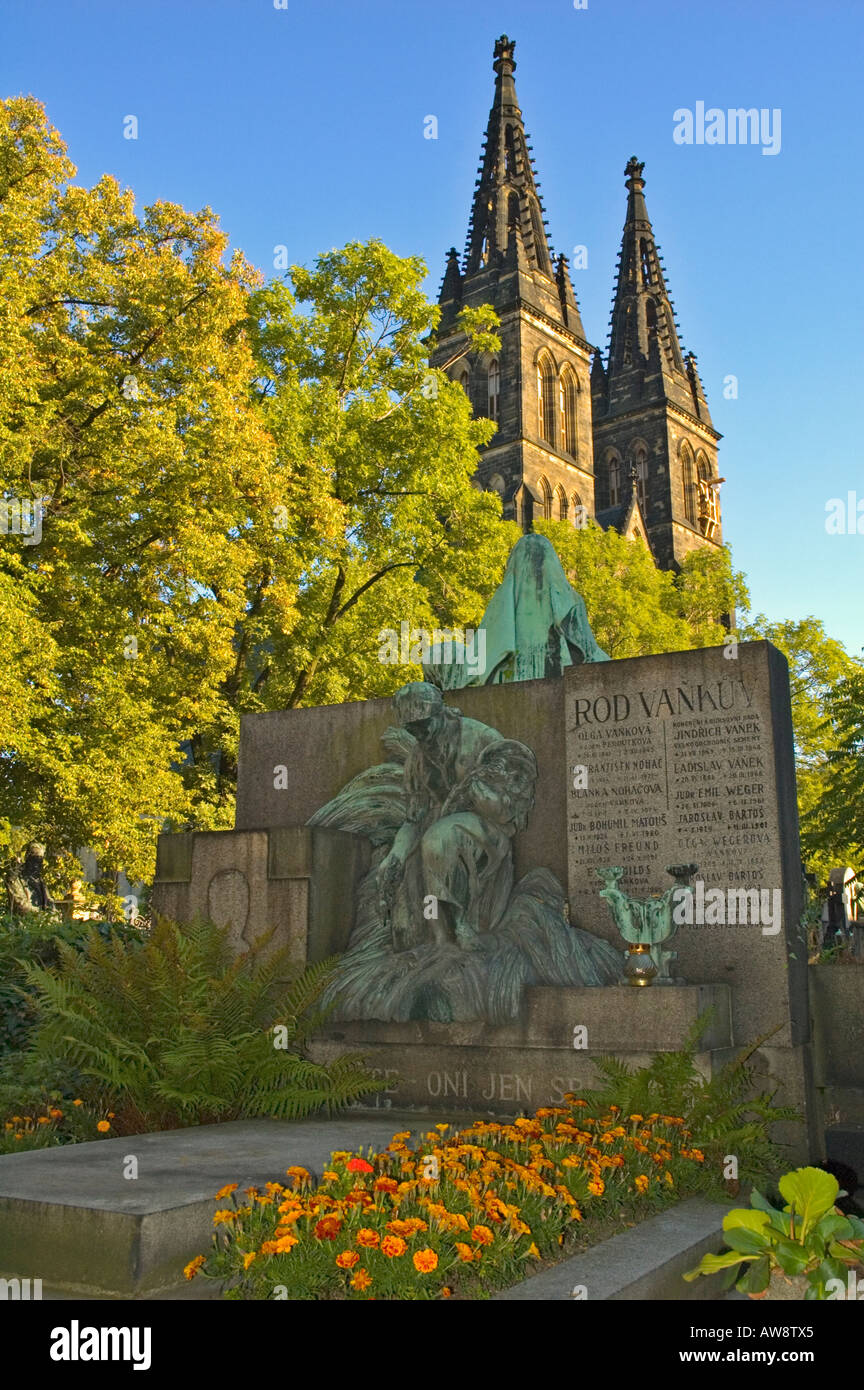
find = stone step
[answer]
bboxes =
[0,1114,440,1300]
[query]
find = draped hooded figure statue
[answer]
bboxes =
[424,532,608,690]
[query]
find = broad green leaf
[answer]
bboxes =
[737,1254,771,1294]
[778,1167,839,1239]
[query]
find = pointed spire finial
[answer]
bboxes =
[625,156,645,188]
[493,34,516,75]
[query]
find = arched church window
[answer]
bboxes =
[555,485,567,521]
[696,451,719,539]
[681,444,697,525]
[539,476,553,520]
[608,454,621,507]
[640,238,652,286]
[560,367,578,456]
[487,360,500,422]
[537,353,556,445]
[634,447,648,512]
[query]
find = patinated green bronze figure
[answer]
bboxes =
[424,532,608,689]
[309,681,620,1021]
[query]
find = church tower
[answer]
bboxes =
[429,35,596,528]
[591,158,724,569]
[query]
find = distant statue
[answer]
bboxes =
[4,842,55,915]
[424,532,608,690]
[309,681,620,1022]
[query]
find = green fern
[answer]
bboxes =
[581,1015,800,1191]
[19,916,384,1131]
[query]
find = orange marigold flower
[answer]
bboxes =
[72,1099,83,1107]
[48,1108,63,1120]
[413,1248,438,1273]
[471,1224,494,1246]
[381,1235,407,1258]
[347,1156,375,1173]
[587,1178,605,1197]
[242,1251,257,1270]
[212,1209,235,1226]
[350,1268,373,1291]
[635,1175,650,1194]
[454,1242,476,1263]
[314,1216,342,1241]
[336,1249,361,1269]
[356,1228,380,1248]
[214,1183,238,1200]
[690,1149,705,1163]
[183,1255,206,1280]
[441,1286,454,1298]
[374,1176,399,1193]
[96,1120,111,1133]
[37,1117,50,1125]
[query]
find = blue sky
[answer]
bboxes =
[3,0,863,655]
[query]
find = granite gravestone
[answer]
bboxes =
[151,638,816,1155]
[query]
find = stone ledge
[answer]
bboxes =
[0,1114,438,1300]
[496,1197,731,1301]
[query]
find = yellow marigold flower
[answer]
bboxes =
[336,1249,361,1269]
[213,1209,235,1226]
[665,1171,675,1186]
[471,1224,494,1246]
[381,1235,407,1258]
[242,1251,257,1270]
[183,1255,206,1280]
[629,1114,644,1122]
[413,1248,438,1273]
[690,1149,705,1163]
[635,1175,650,1194]
[323,1170,340,1182]
[527,1243,540,1258]
[587,1177,605,1197]
[72,1099,83,1107]
[356,1228,380,1248]
[96,1120,111,1133]
[350,1268,373,1291]
[214,1183,238,1200]
[435,1123,449,1132]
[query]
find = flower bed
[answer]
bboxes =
[186,1097,709,1300]
[1,1096,115,1154]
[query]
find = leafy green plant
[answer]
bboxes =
[17,916,383,1132]
[578,1017,800,1193]
[684,1167,864,1299]
[0,911,142,1057]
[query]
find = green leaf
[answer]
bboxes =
[683,1250,754,1281]
[737,1254,771,1294]
[778,1167,839,1239]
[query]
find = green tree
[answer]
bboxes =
[535,520,746,657]
[0,101,513,887]
[244,242,514,711]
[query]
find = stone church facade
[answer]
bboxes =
[429,35,724,571]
